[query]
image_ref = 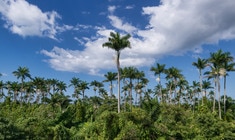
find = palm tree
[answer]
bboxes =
[176,78,188,105]
[79,80,90,99]
[69,77,81,100]
[49,78,59,95]
[102,32,131,113]
[56,81,67,95]
[10,81,21,102]
[207,49,226,119]
[202,80,213,99]
[12,66,31,104]
[121,66,138,109]
[23,81,35,104]
[103,72,117,97]
[90,80,104,96]
[32,77,46,103]
[5,81,13,101]
[192,58,208,105]
[165,67,183,104]
[150,63,166,103]
[221,52,234,113]
[191,81,200,111]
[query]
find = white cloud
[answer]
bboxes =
[141,0,235,54]
[0,0,71,39]
[108,6,116,14]
[108,15,137,33]
[42,0,235,75]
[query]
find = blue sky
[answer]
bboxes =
[0,0,235,97]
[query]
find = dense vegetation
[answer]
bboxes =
[1,32,235,139]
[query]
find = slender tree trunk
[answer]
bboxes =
[117,52,121,113]
[224,76,227,114]
[82,90,85,99]
[129,80,133,111]
[199,70,203,105]
[217,76,221,119]
[110,81,113,97]
[158,75,162,103]
[213,78,217,112]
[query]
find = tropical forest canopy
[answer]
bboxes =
[0,32,235,139]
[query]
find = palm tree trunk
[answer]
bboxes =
[213,78,217,112]
[110,81,113,97]
[117,52,121,113]
[199,70,203,105]
[217,76,221,119]
[129,80,133,111]
[224,76,227,114]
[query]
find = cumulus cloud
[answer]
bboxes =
[0,0,72,39]
[108,15,137,33]
[41,0,235,75]
[141,0,235,54]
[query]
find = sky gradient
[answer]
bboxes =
[0,0,235,97]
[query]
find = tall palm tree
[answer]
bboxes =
[103,72,117,97]
[5,81,13,101]
[69,77,81,100]
[12,66,31,104]
[56,81,67,95]
[10,81,21,102]
[192,58,208,105]
[165,67,183,104]
[121,66,138,109]
[191,81,200,111]
[202,80,213,99]
[150,63,166,103]
[90,80,104,96]
[79,80,90,99]
[221,52,234,113]
[176,78,188,105]
[207,49,226,119]
[32,77,46,103]
[23,81,35,104]
[102,32,131,113]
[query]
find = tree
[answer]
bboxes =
[192,58,208,105]
[221,51,235,113]
[207,49,226,119]
[165,67,183,104]
[90,80,104,96]
[32,77,46,103]
[121,66,138,109]
[103,72,117,97]
[12,66,31,104]
[150,63,166,103]
[202,80,213,99]
[10,81,21,102]
[56,81,67,95]
[79,80,90,99]
[102,32,131,113]
[69,77,81,100]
